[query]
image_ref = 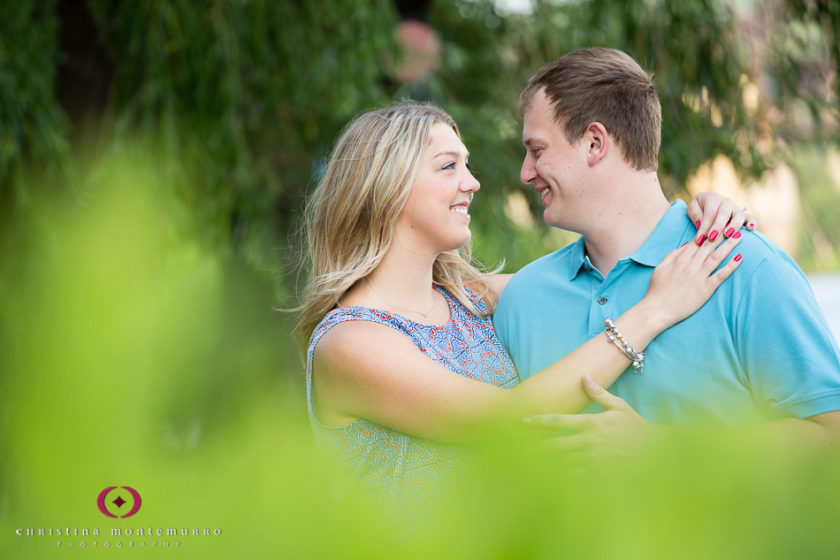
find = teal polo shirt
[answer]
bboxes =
[493,200,840,427]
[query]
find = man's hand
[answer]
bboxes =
[523,375,665,465]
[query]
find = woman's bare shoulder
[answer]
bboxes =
[315,318,404,362]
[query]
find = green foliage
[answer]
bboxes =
[761,0,839,146]
[794,146,840,271]
[1,157,839,558]
[0,0,68,205]
[784,0,840,101]
[1,11,840,552]
[78,0,399,269]
[2,0,838,272]
[1,162,838,556]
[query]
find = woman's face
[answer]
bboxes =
[394,123,480,256]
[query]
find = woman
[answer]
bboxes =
[296,104,747,510]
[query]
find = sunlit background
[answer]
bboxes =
[1,1,839,558]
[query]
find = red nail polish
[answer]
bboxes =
[709,230,718,241]
[748,222,755,230]
[681,241,689,247]
[696,220,701,228]
[733,231,742,239]
[725,227,735,237]
[734,253,742,262]
[696,234,706,245]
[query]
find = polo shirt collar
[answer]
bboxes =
[568,236,588,280]
[568,199,691,279]
[630,199,692,268]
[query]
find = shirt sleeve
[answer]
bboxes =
[491,277,521,373]
[736,252,840,420]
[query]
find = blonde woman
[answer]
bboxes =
[296,104,747,510]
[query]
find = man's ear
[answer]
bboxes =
[585,122,610,166]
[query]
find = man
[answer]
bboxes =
[493,48,840,449]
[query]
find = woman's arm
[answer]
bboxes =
[313,228,743,444]
[483,273,513,296]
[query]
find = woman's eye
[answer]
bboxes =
[442,162,456,170]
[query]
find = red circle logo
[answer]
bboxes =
[97,486,142,518]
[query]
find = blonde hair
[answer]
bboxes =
[294,104,494,351]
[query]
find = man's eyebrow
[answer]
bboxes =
[433,150,469,159]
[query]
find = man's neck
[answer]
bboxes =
[583,180,671,277]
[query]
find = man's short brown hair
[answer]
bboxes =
[521,47,661,171]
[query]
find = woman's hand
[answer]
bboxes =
[640,228,743,330]
[687,192,756,241]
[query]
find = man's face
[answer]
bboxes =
[520,88,592,232]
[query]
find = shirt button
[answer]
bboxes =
[597,296,608,305]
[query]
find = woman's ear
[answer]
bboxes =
[585,122,610,166]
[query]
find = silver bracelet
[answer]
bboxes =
[603,318,645,374]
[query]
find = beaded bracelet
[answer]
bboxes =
[603,318,645,374]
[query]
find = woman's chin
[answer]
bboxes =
[455,231,473,249]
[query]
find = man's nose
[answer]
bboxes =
[520,156,536,185]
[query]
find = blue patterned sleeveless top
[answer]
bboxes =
[306,285,518,512]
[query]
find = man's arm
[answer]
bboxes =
[523,377,840,462]
[751,410,840,449]
[734,244,840,422]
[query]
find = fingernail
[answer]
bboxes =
[748,222,755,230]
[733,231,742,239]
[709,230,718,241]
[725,227,735,237]
[696,234,706,245]
[681,241,689,247]
[696,220,701,228]
[583,374,596,389]
[734,254,742,262]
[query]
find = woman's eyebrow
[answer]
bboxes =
[433,150,469,159]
